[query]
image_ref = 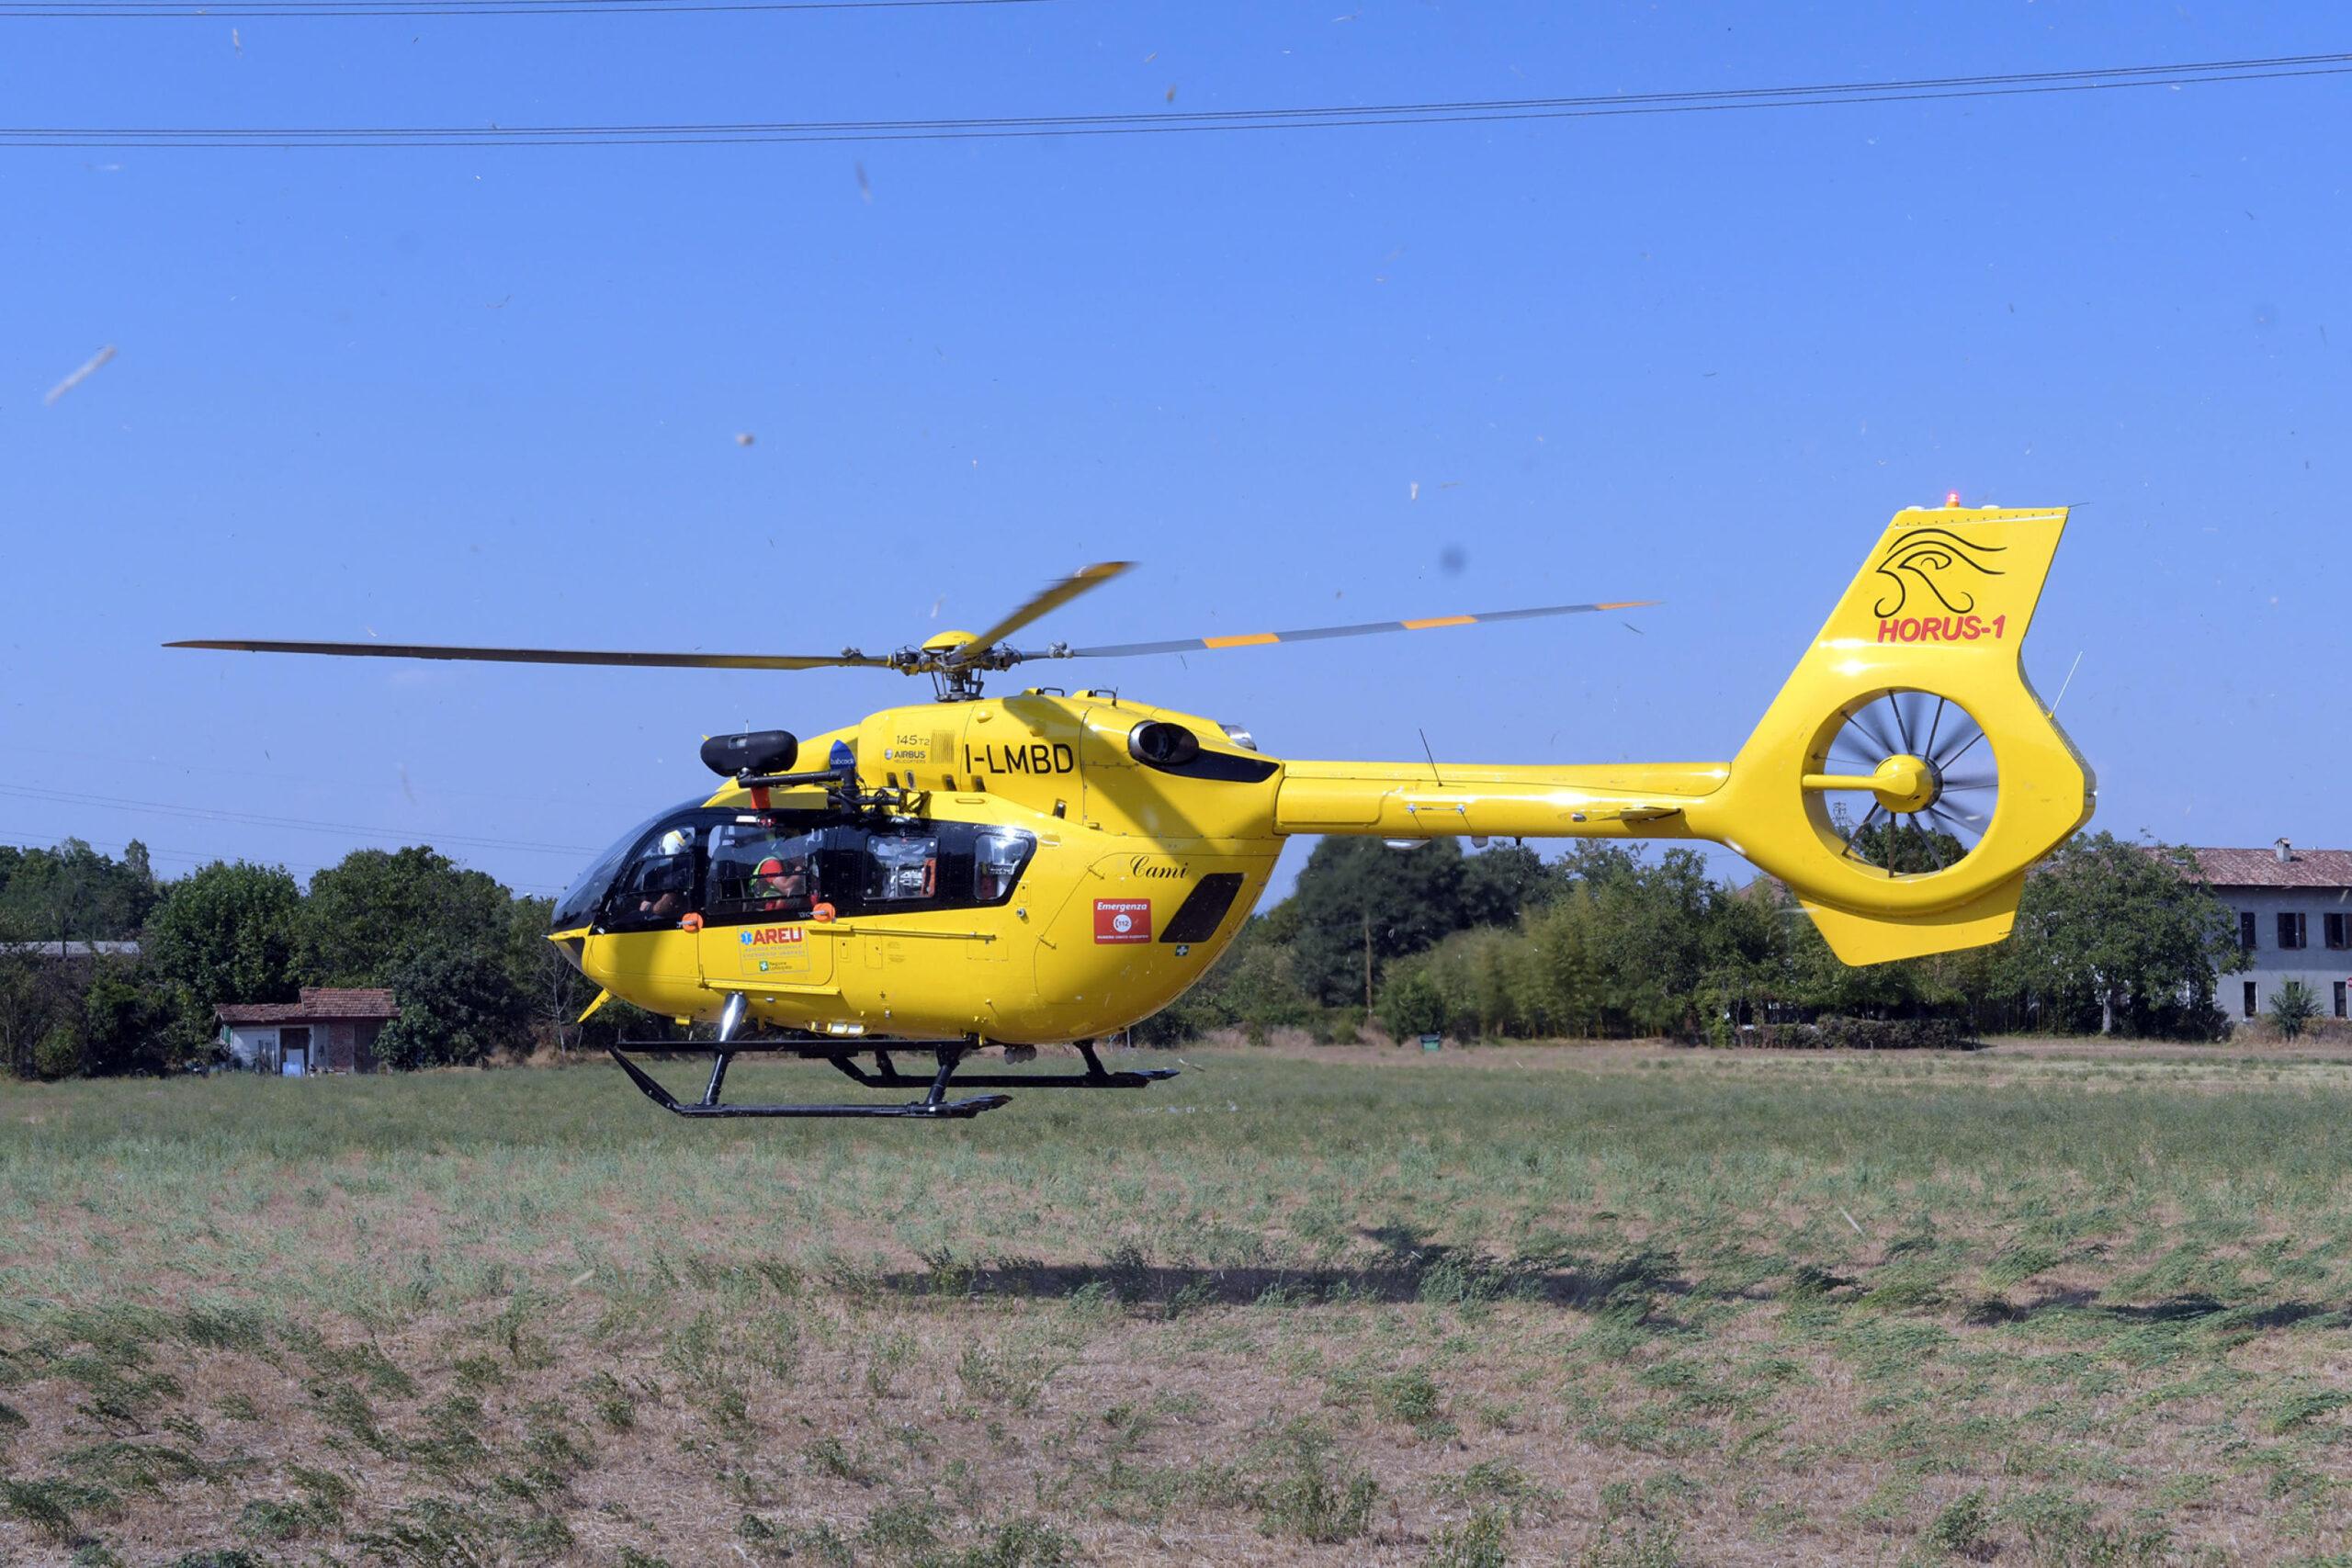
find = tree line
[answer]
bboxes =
[0,825,2254,1078]
[0,841,621,1078]
[1142,831,2248,1046]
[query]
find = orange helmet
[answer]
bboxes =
[755,857,785,878]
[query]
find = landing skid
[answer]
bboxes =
[607,1037,1176,1121]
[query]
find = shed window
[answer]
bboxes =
[2326,912,2349,951]
[2243,980,2258,1018]
[2277,911,2307,951]
[2336,981,2348,1020]
[2239,910,2257,950]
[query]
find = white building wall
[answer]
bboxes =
[221,1025,279,1071]
[2214,886,2352,1026]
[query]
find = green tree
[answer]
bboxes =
[0,838,159,942]
[1849,818,1966,875]
[1134,913,1319,1043]
[1458,843,1561,926]
[507,894,608,1057]
[77,961,181,1076]
[1288,838,1474,1007]
[1376,924,1535,1039]
[143,861,303,1017]
[375,940,528,1069]
[1523,882,1632,1035]
[1374,964,1447,1040]
[0,912,83,1079]
[299,846,512,987]
[1579,847,1715,1034]
[1997,833,2239,1037]
[1691,876,1802,1043]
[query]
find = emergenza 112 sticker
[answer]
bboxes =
[1094,898,1150,943]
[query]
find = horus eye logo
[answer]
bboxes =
[1870,527,2006,617]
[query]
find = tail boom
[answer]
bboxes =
[1266,505,2092,966]
[1272,760,1724,840]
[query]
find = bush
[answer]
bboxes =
[78,963,189,1077]
[33,1021,81,1079]
[1312,1006,1365,1045]
[2269,979,2323,1042]
[1375,967,1447,1041]
[1259,1440,1377,1543]
[1743,1016,1972,1051]
[2236,1015,2352,1046]
[375,942,527,1070]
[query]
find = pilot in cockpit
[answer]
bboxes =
[752,854,812,916]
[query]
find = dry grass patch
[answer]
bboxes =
[4,1044,2352,1562]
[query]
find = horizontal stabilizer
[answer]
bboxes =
[1798,872,2026,964]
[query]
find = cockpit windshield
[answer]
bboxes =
[553,803,1038,934]
[550,801,701,932]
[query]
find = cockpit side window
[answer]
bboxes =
[694,816,1037,927]
[555,802,703,932]
[865,834,940,904]
[707,816,827,925]
[600,811,720,933]
[972,829,1035,904]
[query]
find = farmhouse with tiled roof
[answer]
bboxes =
[216,987,399,1075]
[2193,841,2352,1026]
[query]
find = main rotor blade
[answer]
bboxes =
[945,560,1133,668]
[165,638,891,671]
[1042,598,1657,660]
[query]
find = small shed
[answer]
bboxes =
[216,987,398,1076]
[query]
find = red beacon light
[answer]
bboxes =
[1944,490,1962,507]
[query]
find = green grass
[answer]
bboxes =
[5,1042,2352,1561]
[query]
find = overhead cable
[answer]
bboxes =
[2,51,2345,146]
[2,0,1041,16]
[0,781,598,857]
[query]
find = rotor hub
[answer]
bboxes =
[1801,688,2001,878]
[1868,753,1942,815]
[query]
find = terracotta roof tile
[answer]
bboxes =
[215,987,399,1025]
[297,987,397,1018]
[2190,847,2352,889]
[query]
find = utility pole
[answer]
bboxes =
[1363,910,1373,1016]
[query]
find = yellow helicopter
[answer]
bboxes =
[171,502,2092,1120]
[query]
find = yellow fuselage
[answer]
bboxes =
[555,506,2095,1037]
[562,689,1730,1043]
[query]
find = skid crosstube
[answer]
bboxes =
[607,1037,1176,1121]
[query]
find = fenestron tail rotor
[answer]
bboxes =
[169,563,1651,698]
[1801,689,2000,877]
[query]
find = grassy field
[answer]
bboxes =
[6,1043,2352,1567]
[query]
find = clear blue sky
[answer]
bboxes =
[4,2,2346,901]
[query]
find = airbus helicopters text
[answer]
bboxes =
[171,504,2093,1120]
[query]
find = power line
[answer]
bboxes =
[2,826,327,873]
[0,781,599,857]
[6,739,650,814]
[1,50,2343,145]
[0,829,569,892]
[0,0,1042,15]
